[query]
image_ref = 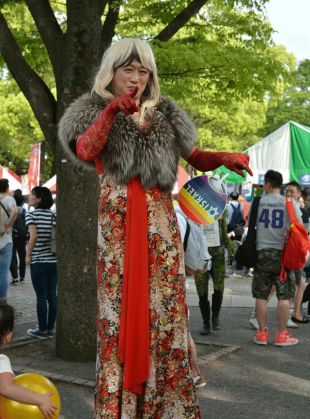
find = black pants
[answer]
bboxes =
[10,238,26,280]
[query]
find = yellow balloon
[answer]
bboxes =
[0,373,61,419]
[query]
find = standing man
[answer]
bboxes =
[226,193,244,233]
[284,181,309,324]
[0,179,18,305]
[249,170,302,346]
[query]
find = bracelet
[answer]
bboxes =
[26,245,33,251]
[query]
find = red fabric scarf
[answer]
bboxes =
[117,177,150,393]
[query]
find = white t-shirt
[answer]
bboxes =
[0,354,14,376]
[248,193,302,251]
[0,194,16,250]
[176,212,187,242]
[226,200,244,224]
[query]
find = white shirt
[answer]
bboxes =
[0,354,14,376]
[0,194,16,250]
[248,193,302,251]
[226,200,244,224]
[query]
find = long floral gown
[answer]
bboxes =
[95,172,201,418]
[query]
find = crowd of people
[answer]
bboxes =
[0,179,58,416]
[191,172,310,347]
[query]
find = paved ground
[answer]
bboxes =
[5,267,310,418]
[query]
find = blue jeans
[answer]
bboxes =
[0,243,13,300]
[30,262,58,331]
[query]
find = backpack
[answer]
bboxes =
[12,208,29,239]
[227,203,245,233]
[235,197,261,269]
[175,207,211,275]
[50,212,56,256]
[0,195,10,235]
[280,197,310,281]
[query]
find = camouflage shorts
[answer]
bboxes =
[294,269,303,287]
[252,248,296,301]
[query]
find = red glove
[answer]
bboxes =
[187,147,253,178]
[76,86,139,161]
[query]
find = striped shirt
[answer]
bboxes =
[25,209,57,264]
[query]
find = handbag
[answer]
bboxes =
[235,196,261,269]
[280,197,310,281]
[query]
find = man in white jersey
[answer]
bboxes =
[248,170,302,346]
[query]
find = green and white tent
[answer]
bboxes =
[216,121,310,185]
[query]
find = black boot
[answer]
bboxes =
[198,295,211,335]
[212,290,223,331]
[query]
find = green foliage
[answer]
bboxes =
[119,1,288,105]
[0,1,60,90]
[0,79,53,177]
[0,0,296,173]
[257,59,310,139]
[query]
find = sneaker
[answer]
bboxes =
[200,322,211,335]
[249,311,259,330]
[47,330,54,338]
[193,375,206,388]
[275,330,298,346]
[19,278,25,282]
[10,279,19,285]
[253,328,268,345]
[27,328,47,340]
[287,317,298,328]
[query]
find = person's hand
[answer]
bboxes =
[187,148,253,178]
[25,255,32,266]
[38,392,58,419]
[107,86,139,116]
[219,152,252,178]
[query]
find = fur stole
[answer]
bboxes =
[58,92,196,191]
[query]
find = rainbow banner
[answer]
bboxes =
[178,175,227,225]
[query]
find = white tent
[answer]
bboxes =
[217,121,310,185]
[43,175,57,194]
[0,166,22,191]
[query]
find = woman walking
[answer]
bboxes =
[59,38,252,418]
[25,187,57,339]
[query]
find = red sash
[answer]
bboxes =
[117,178,150,393]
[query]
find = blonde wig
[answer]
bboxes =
[93,38,160,124]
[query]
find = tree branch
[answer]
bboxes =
[98,0,109,16]
[0,145,14,164]
[25,0,64,76]
[154,0,210,43]
[0,11,57,151]
[100,0,121,56]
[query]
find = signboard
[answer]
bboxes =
[201,221,220,247]
[299,173,310,186]
[178,175,227,225]
[258,174,265,185]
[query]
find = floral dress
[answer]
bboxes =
[95,173,201,419]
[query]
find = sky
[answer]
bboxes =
[264,0,310,62]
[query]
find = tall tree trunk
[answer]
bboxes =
[55,130,98,361]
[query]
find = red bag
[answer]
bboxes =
[280,197,310,281]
